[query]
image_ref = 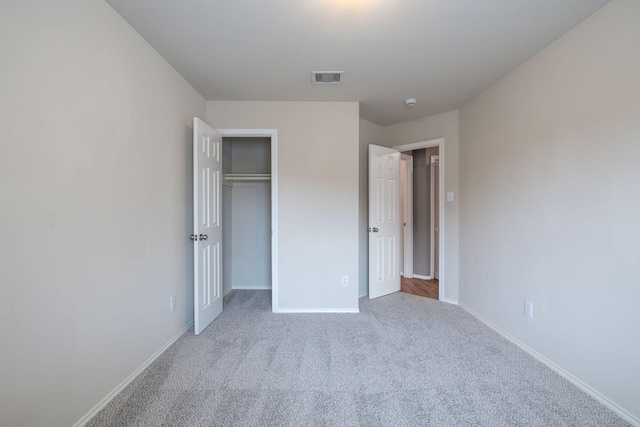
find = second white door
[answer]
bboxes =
[368,144,401,299]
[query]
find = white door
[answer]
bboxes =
[193,118,223,335]
[368,144,401,299]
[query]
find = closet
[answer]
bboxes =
[222,137,272,294]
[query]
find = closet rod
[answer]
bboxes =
[224,173,271,182]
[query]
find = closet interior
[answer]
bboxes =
[222,137,272,294]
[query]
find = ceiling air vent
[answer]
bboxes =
[312,71,344,84]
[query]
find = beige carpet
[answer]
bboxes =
[87,290,630,426]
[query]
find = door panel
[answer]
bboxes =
[193,117,223,335]
[368,145,401,299]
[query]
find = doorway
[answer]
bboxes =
[394,138,445,301]
[367,138,445,302]
[399,148,440,300]
[218,129,279,311]
[222,136,272,296]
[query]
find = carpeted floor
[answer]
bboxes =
[87,290,630,426]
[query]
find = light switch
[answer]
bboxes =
[447,192,454,202]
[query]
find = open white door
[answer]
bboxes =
[193,118,223,335]
[368,144,401,299]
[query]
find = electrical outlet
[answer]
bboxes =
[170,295,177,311]
[524,300,533,318]
[341,275,349,287]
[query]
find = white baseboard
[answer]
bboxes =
[359,291,455,304]
[459,303,639,427]
[274,308,360,313]
[231,285,272,290]
[72,322,194,427]
[413,274,432,280]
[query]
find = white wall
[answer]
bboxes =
[458,0,640,422]
[0,1,206,426]
[207,101,360,311]
[358,119,384,297]
[382,111,460,302]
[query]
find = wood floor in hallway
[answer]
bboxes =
[401,276,439,300]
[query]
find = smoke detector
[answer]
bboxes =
[404,98,417,107]
[312,71,344,84]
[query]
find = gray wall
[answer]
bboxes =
[229,137,271,174]
[207,101,360,311]
[458,0,640,420]
[0,1,206,425]
[230,182,272,289]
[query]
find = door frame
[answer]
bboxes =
[217,129,279,312]
[430,155,439,280]
[393,138,445,302]
[400,154,413,278]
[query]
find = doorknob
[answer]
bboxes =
[199,234,208,240]
[189,234,198,241]
[372,227,379,233]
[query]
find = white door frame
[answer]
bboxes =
[393,138,445,302]
[430,155,439,280]
[400,154,413,278]
[217,129,278,312]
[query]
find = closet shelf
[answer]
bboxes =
[223,174,271,187]
[224,173,271,182]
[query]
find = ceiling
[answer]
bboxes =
[105,0,611,126]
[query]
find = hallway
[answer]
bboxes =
[401,277,438,300]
